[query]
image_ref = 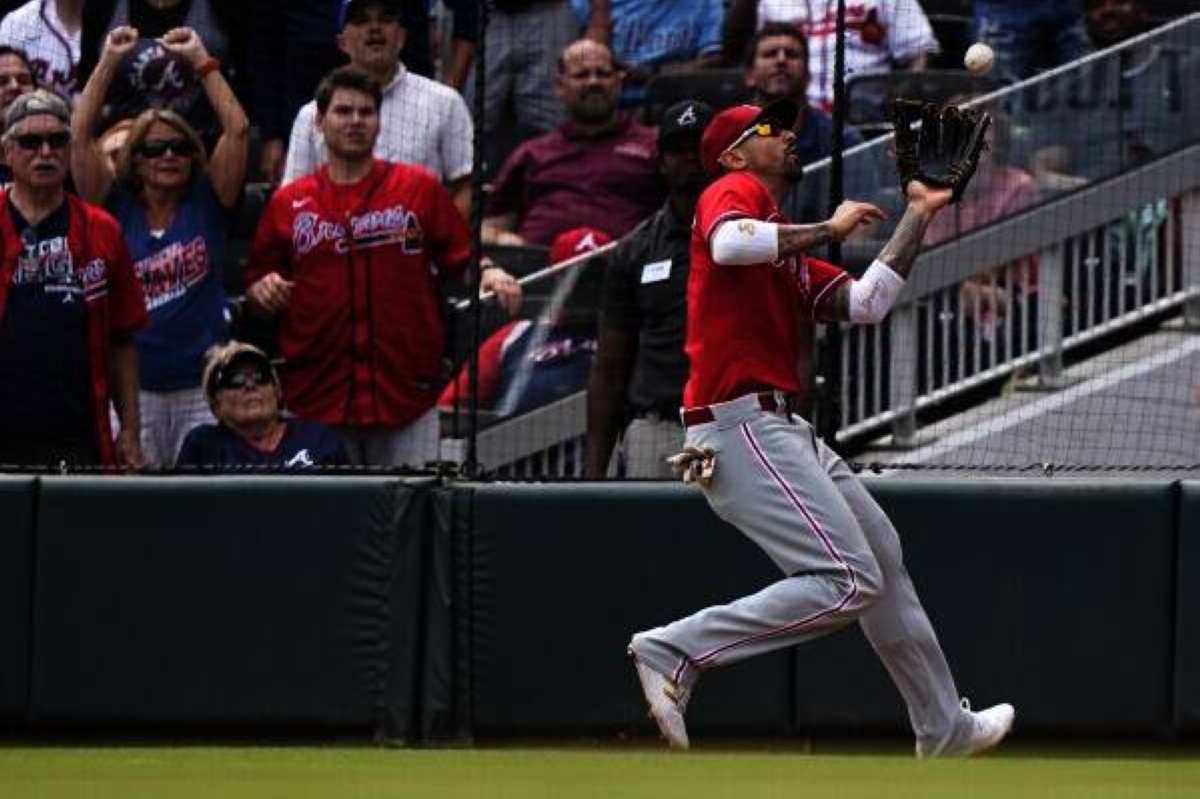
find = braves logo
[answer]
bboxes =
[292,204,425,256]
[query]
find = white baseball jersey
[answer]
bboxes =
[282,63,474,186]
[757,0,939,109]
[0,0,80,99]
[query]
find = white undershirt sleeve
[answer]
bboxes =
[848,259,907,324]
[710,219,780,265]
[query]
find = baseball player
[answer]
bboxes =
[627,100,1014,756]
[244,66,521,467]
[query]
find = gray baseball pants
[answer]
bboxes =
[630,392,972,753]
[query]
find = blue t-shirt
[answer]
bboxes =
[106,176,230,392]
[175,417,351,471]
[0,199,93,445]
[572,0,723,106]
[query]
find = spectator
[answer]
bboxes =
[1085,0,1150,48]
[745,22,863,167]
[72,25,249,467]
[723,0,939,112]
[471,0,603,151]
[0,45,34,187]
[0,0,81,99]
[585,99,712,479]
[483,38,665,247]
[440,227,611,419]
[250,0,478,185]
[245,66,522,468]
[79,0,242,146]
[974,0,1090,82]
[570,0,724,107]
[0,90,146,470]
[176,341,350,470]
[281,0,474,218]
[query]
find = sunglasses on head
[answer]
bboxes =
[726,120,785,153]
[216,365,273,391]
[12,130,70,151]
[137,138,195,158]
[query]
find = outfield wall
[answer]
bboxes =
[0,477,1194,741]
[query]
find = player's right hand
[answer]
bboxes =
[104,26,139,59]
[828,201,885,242]
[246,272,294,316]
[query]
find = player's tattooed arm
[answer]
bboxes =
[877,203,935,279]
[777,222,836,256]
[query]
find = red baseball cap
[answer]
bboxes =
[699,99,799,177]
[550,227,612,264]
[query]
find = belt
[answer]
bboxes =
[680,391,798,428]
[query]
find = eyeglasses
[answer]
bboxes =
[11,131,70,151]
[725,121,785,154]
[137,138,195,158]
[0,73,33,88]
[217,367,272,391]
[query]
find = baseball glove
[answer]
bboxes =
[891,99,992,203]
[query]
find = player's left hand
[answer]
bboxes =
[115,427,145,472]
[905,180,954,215]
[480,266,523,314]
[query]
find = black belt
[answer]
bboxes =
[680,392,799,428]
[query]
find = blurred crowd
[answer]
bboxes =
[0,0,1191,474]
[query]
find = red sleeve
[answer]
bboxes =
[244,188,296,287]
[96,212,147,335]
[484,141,531,219]
[695,174,769,244]
[438,320,520,409]
[421,171,470,276]
[804,256,852,321]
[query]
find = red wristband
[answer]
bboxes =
[195,56,220,79]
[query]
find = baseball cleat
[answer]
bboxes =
[916,699,1015,758]
[629,649,690,750]
[960,701,1015,755]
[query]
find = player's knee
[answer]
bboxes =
[849,557,886,609]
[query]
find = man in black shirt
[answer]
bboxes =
[585,99,712,479]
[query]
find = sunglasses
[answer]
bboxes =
[217,367,272,391]
[11,131,70,151]
[137,138,195,158]
[725,121,785,153]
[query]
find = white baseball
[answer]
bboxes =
[964,43,995,76]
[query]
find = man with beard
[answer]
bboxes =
[584,99,712,479]
[625,100,1015,757]
[483,39,664,247]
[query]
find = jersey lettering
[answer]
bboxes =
[135,235,209,310]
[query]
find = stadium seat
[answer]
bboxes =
[643,69,751,125]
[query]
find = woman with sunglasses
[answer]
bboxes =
[72,24,248,467]
[176,341,349,471]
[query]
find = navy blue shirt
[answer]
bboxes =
[0,199,93,446]
[176,417,350,471]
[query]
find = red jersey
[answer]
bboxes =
[0,193,146,467]
[684,171,849,408]
[246,160,470,427]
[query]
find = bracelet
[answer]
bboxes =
[195,56,220,79]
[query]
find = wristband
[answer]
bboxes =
[195,57,220,79]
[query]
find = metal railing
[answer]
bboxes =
[440,13,1200,475]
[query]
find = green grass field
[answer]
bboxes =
[3,745,1200,799]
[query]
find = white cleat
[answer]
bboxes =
[629,649,690,750]
[917,700,1015,758]
[958,700,1016,756]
